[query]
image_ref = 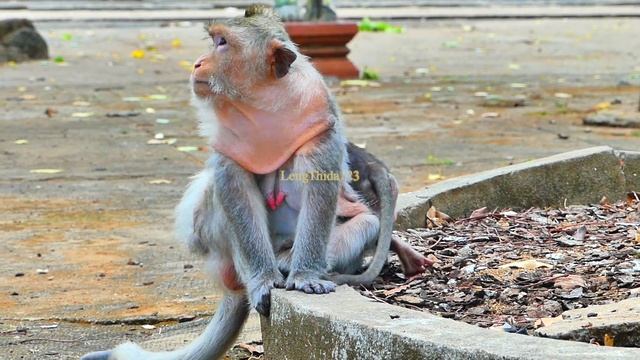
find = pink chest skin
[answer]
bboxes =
[211,97,331,175]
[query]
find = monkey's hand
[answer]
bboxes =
[285,270,336,294]
[247,270,285,317]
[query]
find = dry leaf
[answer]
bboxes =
[499,259,552,270]
[534,316,562,329]
[470,207,489,219]
[553,275,586,291]
[236,342,264,354]
[131,49,145,59]
[177,146,199,152]
[426,206,452,227]
[395,294,423,305]
[14,139,28,145]
[141,324,156,330]
[30,169,63,174]
[604,333,615,346]
[382,284,410,297]
[72,112,94,118]
[148,179,172,185]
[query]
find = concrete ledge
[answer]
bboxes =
[261,287,640,360]
[396,146,629,230]
[261,147,640,359]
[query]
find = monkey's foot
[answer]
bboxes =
[248,272,285,317]
[80,350,112,360]
[286,271,336,294]
[266,191,286,210]
[397,245,433,277]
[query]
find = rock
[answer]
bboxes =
[583,111,640,129]
[0,19,48,63]
[535,297,640,347]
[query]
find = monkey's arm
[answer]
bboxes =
[286,131,342,293]
[212,154,284,316]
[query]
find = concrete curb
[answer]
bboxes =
[396,146,639,230]
[261,146,640,359]
[261,287,640,360]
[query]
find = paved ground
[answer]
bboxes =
[1,16,639,359]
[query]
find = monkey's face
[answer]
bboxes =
[191,19,297,100]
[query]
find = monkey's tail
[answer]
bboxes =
[332,166,395,286]
[82,292,249,360]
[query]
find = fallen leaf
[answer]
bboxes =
[382,284,410,297]
[149,179,172,185]
[131,49,146,59]
[45,108,58,117]
[146,107,156,113]
[154,133,165,140]
[179,60,193,71]
[147,94,168,100]
[40,324,58,329]
[395,294,423,305]
[72,101,91,106]
[499,259,552,270]
[36,268,49,274]
[236,342,264,354]
[156,118,170,124]
[171,38,182,48]
[554,92,572,99]
[141,324,156,330]
[122,97,142,102]
[30,169,63,174]
[340,80,380,88]
[72,112,94,118]
[427,173,444,181]
[481,112,500,119]
[14,139,28,145]
[176,146,199,152]
[593,101,611,111]
[604,333,615,346]
[553,275,586,291]
[147,138,177,145]
[470,207,490,219]
[426,206,452,227]
[534,316,562,329]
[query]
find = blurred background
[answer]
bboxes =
[1,1,639,359]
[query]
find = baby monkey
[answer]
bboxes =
[82,6,429,360]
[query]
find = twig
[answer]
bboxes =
[17,338,79,344]
[359,286,391,305]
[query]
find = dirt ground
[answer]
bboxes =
[1,17,639,359]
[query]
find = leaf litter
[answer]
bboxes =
[360,194,640,336]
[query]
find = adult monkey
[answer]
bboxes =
[81,6,430,360]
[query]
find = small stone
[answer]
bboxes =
[15,272,24,277]
[183,264,194,269]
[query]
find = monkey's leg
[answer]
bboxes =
[391,235,433,277]
[212,154,284,316]
[327,213,380,275]
[285,133,342,294]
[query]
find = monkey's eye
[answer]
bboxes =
[213,35,228,50]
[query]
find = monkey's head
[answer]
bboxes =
[191,7,298,99]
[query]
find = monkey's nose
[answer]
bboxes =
[194,61,203,69]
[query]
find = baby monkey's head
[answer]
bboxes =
[191,6,298,99]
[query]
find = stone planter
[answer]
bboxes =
[285,22,359,78]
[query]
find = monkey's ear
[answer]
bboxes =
[271,40,297,79]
